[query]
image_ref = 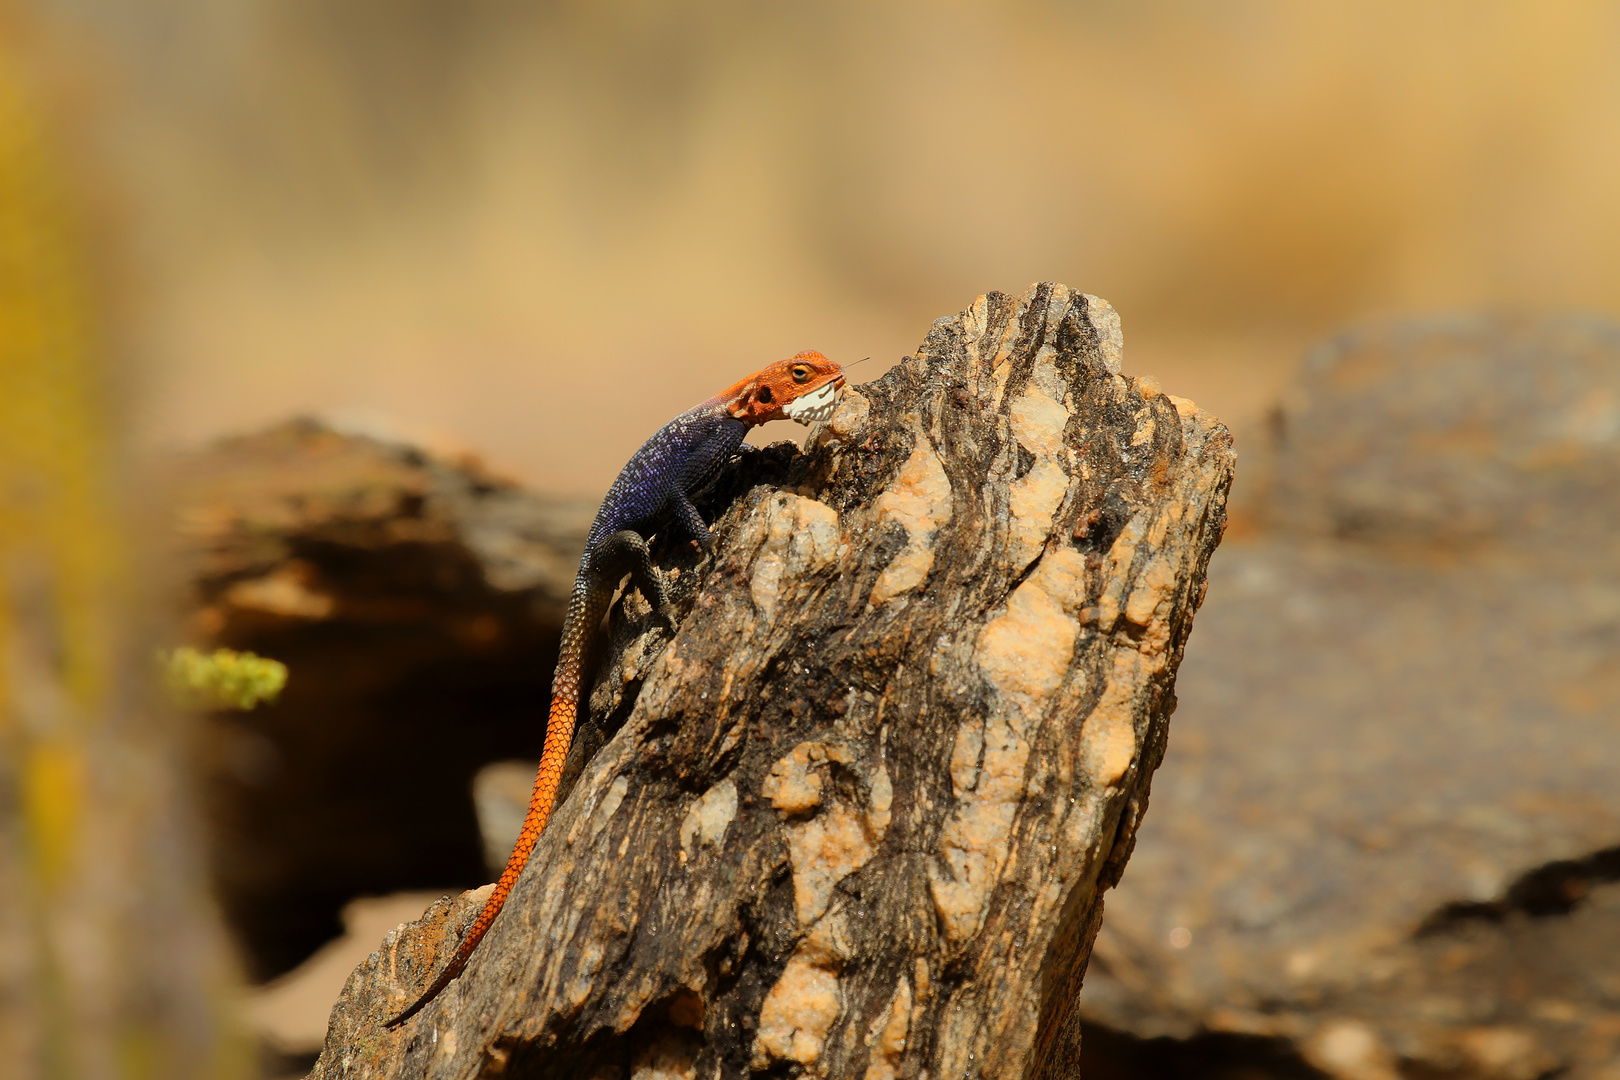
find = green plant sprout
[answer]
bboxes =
[161,647,288,711]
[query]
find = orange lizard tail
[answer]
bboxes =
[384,580,606,1028]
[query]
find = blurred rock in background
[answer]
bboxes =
[471,759,539,878]
[167,420,592,982]
[1083,316,1620,1080]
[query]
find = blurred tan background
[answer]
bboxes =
[24,0,1620,492]
[6,4,1620,1076]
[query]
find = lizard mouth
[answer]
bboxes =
[783,380,841,425]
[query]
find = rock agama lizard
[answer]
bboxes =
[385,352,846,1027]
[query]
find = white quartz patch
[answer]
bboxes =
[870,442,954,606]
[678,779,737,862]
[747,494,842,620]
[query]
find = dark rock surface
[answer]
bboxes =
[306,283,1233,1079]
[1083,315,1620,1080]
[169,420,594,980]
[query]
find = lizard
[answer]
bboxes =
[385,351,847,1028]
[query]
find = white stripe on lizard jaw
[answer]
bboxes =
[783,381,840,425]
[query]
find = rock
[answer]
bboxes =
[1084,315,1620,1079]
[307,283,1233,1079]
[168,419,595,979]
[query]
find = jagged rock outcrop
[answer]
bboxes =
[308,283,1233,1079]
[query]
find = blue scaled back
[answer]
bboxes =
[582,402,748,568]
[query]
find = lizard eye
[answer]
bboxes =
[791,365,811,383]
[756,385,774,404]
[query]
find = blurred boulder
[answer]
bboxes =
[170,419,594,980]
[1084,315,1620,1080]
[1264,314,1620,564]
[471,759,535,876]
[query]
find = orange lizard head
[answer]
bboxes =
[720,351,846,427]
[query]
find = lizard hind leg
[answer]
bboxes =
[593,529,677,628]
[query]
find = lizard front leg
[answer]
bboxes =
[593,529,676,627]
[669,491,715,554]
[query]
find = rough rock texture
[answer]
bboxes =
[1083,315,1620,1080]
[308,283,1233,1079]
[169,421,594,979]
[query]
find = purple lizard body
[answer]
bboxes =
[585,404,747,562]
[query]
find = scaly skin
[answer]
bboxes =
[385,352,846,1028]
